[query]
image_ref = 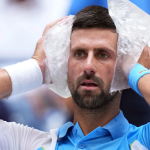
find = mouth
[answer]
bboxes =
[80,80,98,90]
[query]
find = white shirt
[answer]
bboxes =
[0,120,58,150]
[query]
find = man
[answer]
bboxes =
[68,0,150,128]
[0,5,150,150]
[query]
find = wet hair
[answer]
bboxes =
[72,5,116,32]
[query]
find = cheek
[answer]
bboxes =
[100,63,115,85]
[68,58,81,82]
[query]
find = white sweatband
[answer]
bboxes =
[3,59,43,96]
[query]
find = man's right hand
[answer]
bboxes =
[138,45,150,69]
[32,17,67,82]
[0,17,67,99]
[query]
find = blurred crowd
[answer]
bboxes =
[1,0,150,131]
[0,0,72,131]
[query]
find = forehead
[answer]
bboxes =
[70,28,118,53]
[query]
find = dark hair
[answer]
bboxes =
[72,5,116,32]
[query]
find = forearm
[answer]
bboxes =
[0,18,65,100]
[128,63,150,105]
[0,69,12,100]
[138,74,150,105]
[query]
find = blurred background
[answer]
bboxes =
[0,0,150,131]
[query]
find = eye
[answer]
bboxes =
[75,51,85,58]
[99,53,109,58]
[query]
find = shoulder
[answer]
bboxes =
[126,123,150,149]
[0,119,49,135]
[127,123,150,136]
[139,122,150,136]
[0,120,58,150]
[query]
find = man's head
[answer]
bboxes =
[72,5,116,31]
[68,5,119,110]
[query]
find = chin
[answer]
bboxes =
[78,89,102,97]
[71,87,115,110]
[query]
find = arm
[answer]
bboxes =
[0,69,12,99]
[137,45,150,104]
[0,18,65,100]
[138,74,150,104]
[130,45,150,104]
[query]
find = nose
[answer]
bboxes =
[84,51,96,75]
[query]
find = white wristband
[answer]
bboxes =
[3,59,43,96]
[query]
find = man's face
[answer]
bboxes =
[68,28,118,109]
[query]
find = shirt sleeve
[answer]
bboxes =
[139,122,150,149]
[0,120,52,150]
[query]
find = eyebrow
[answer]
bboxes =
[94,48,116,57]
[94,47,115,53]
[71,47,115,54]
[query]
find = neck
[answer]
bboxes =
[73,92,121,136]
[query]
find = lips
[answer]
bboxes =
[81,80,98,87]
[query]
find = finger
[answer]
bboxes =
[42,16,68,36]
[138,45,150,69]
[148,45,150,59]
[144,45,150,59]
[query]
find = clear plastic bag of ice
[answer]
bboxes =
[108,0,150,92]
[44,0,150,98]
[43,16,74,98]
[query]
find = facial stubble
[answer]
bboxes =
[68,73,117,110]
